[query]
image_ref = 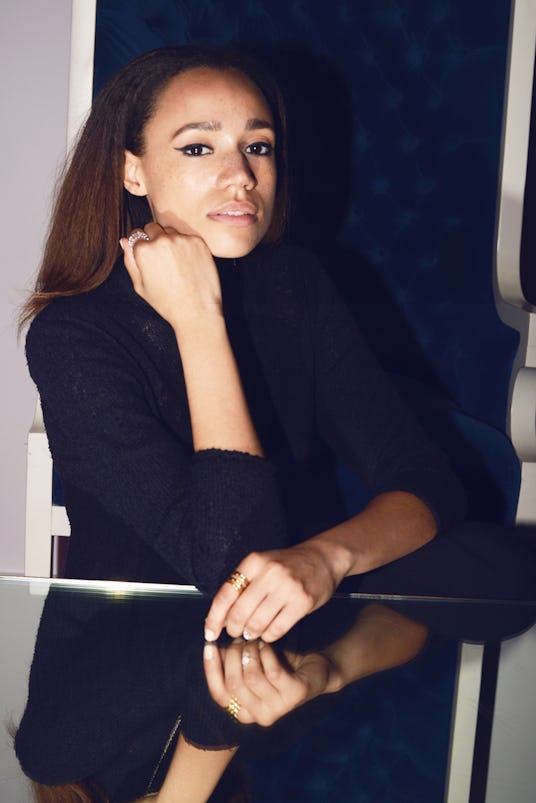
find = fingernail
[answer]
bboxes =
[241,650,252,666]
[119,239,125,251]
[204,628,216,642]
[243,629,253,641]
[204,644,214,660]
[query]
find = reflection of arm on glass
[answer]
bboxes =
[204,604,428,727]
[135,599,429,803]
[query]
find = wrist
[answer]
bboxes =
[171,309,226,343]
[307,533,353,587]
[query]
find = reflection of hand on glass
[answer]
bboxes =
[204,604,428,727]
[204,637,330,727]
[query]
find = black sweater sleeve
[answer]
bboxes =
[300,251,466,529]
[25,299,287,593]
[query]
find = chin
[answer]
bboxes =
[208,235,264,260]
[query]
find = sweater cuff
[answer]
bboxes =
[189,450,288,593]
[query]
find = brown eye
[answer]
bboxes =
[177,144,212,156]
[245,142,274,156]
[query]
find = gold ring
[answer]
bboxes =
[225,696,241,720]
[226,570,250,594]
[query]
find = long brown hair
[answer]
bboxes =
[29,779,109,803]
[27,763,251,802]
[20,45,288,329]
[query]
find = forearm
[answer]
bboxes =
[123,225,263,457]
[154,733,238,803]
[321,604,429,694]
[306,491,438,582]
[174,315,263,456]
[204,491,436,642]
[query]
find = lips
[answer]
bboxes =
[208,202,258,227]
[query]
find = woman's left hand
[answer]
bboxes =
[204,543,342,644]
[203,638,331,727]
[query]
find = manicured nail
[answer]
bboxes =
[243,629,253,641]
[204,644,214,660]
[241,650,252,666]
[204,628,216,642]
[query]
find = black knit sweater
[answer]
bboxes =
[25,243,466,592]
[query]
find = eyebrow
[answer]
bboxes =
[245,118,274,131]
[172,118,273,138]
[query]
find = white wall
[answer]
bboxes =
[0,581,46,802]
[0,1,72,574]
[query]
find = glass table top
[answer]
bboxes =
[1,576,535,803]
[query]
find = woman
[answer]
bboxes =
[21,41,536,802]
[23,44,465,645]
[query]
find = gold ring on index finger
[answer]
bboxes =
[226,570,250,595]
[225,696,241,720]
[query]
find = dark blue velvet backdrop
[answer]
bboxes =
[94,0,521,523]
[91,3,519,801]
[94,0,517,427]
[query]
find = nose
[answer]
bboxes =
[219,151,257,192]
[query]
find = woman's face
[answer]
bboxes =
[123,67,277,258]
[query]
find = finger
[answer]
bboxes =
[203,642,227,705]
[205,585,243,642]
[218,555,283,639]
[239,642,308,726]
[236,592,287,642]
[223,643,285,726]
[213,642,261,724]
[205,569,255,641]
[244,642,283,693]
[222,640,250,698]
[203,642,255,725]
[143,221,165,239]
[260,601,309,643]
[120,238,142,287]
[224,641,270,700]
[258,645,310,710]
[240,641,274,693]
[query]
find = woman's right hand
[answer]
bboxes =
[120,222,223,331]
[122,222,264,455]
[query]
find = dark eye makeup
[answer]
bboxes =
[177,144,212,157]
[176,141,274,157]
[245,141,274,156]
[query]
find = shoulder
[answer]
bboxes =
[26,262,164,352]
[25,263,174,385]
[28,262,137,328]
